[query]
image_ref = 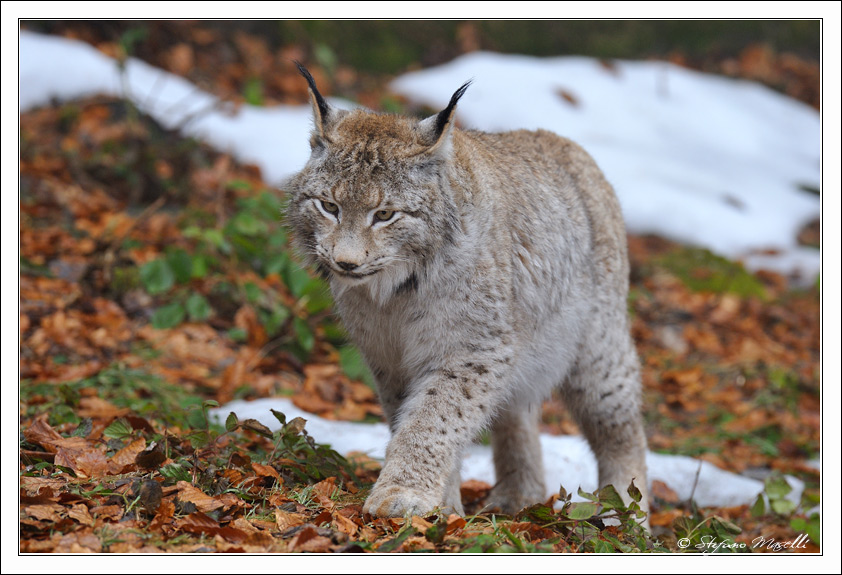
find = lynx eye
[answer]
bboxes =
[374,209,395,222]
[320,200,339,216]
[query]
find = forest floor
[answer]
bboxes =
[19,22,821,553]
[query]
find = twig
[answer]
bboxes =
[687,460,703,508]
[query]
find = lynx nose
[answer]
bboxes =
[336,261,359,272]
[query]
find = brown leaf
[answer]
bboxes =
[175,511,220,536]
[460,479,492,503]
[217,526,250,544]
[77,396,130,419]
[138,479,164,514]
[67,503,94,527]
[292,393,336,416]
[234,305,267,348]
[251,462,280,480]
[650,508,686,527]
[54,530,102,553]
[88,504,123,520]
[240,418,274,438]
[289,525,333,552]
[312,477,338,502]
[108,437,146,474]
[20,485,55,504]
[24,503,64,522]
[20,476,66,496]
[125,414,156,434]
[410,515,433,534]
[148,499,175,532]
[312,509,333,525]
[275,509,306,531]
[136,441,167,469]
[333,512,359,536]
[167,43,195,76]
[69,448,109,478]
[175,481,225,513]
[229,452,251,468]
[23,416,64,453]
[286,417,307,435]
[446,514,466,533]
[650,480,680,504]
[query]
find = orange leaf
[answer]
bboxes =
[88,504,123,521]
[67,504,94,527]
[53,530,102,553]
[333,512,359,536]
[23,417,64,453]
[175,481,225,513]
[24,503,64,522]
[649,508,686,527]
[275,509,306,531]
[410,515,433,534]
[176,512,221,536]
[460,479,492,503]
[71,448,110,478]
[108,437,146,474]
[290,525,333,552]
[446,514,466,533]
[650,480,680,504]
[149,499,175,532]
[77,396,130,419]
[251,462,280,480]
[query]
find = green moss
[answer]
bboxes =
[658,246,766,299]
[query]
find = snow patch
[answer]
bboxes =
[214,398,803,509]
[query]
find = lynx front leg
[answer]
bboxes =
[488,404,546,514]
[363,362,506,517]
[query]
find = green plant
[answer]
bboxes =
[658,246,766,298]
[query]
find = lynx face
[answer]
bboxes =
[287,104,461,303]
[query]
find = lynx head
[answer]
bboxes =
[285,63,471,304]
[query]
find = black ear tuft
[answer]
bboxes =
[433,80,472,137]
[294,60,330,123]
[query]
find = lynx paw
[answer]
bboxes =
[363,483,439,518]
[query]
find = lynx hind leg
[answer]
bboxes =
[488,404,547,514]
[561,339,650,523]
[442,460,465,515]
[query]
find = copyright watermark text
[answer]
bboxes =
[677,533,811,553]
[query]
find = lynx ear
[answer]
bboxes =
[417,80,472,153]
[295,61,331,145]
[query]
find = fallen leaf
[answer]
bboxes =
[650,480,680,504]
[446,514,467,533]
[77,396,130,419]
[53,530,102,553]
[175,481,225,513]
[138,479,164,514]
[108,437,146,474]
[88,504,123,521]
[175,511,220,536]
[24,503,64,522]
[67,503,94,527]
[251,462,280,480]
[148,499,175,532]
[333,512,359,536]
[275,509,306,531]
[290,525,333,552]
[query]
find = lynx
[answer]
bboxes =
[285,64,649,521]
